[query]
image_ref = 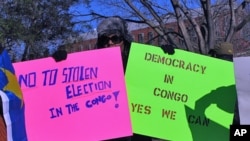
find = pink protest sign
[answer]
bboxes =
[13,47,132,141]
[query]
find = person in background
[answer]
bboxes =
[209,42,240,125]
[209,42,233,61]
[96,16,174,141]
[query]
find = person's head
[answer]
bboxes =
[209,42,234,61]
[96,16,133,53]
[96,16,133,70]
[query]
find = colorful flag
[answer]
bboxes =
[0,49,27,141]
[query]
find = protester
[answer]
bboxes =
[50,15,175,141]
[96,16,175,141]
[96,16,135,70]
[209,42,240,125]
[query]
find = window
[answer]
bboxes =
[148,32,154,44]
[138,33,144,43]
[243,23,250,40]
[88,44,92,50]
[132,35,135,41]
[158,36,163,45]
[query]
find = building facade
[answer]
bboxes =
[64,21,180,53]
[65,16,250,56]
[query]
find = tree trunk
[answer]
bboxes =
[171,0,194,52]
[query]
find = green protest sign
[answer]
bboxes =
[125,42,236,141]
